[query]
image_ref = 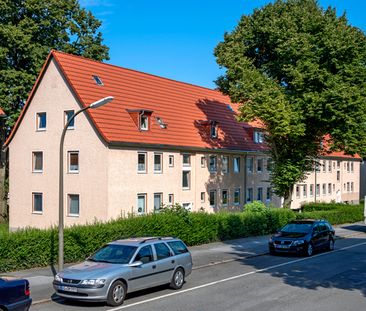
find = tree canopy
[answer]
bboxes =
[0,0,109,127]
[214,0,366,206]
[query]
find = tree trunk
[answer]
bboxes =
[283,187,293,209]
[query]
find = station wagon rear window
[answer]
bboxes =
[167,241,189,255]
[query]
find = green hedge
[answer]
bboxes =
[0,209,294,272]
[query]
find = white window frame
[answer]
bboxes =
[233,157,240,173]
[254,130,264,143]
[246,188,253,202]
[296,185,300,198]
[32,151,43,173]
[257,187,263,201]
[182,154,191,167]
[68,194,80,217]
[309,184,314,197]
[209,190,216,207]
[140,114,148,131]
[182,170,191,190]
[169,155,174,167]
[36,112,47,131]
[68,151,79,173]
[303,184,307,198]
[32,192,43,214]
[222,189,228,206]
[137,152,147,173]
[257,158,263,173]
[234,188,240,205]
[137,193,147,214]
[201,156,206,168]
[168,194,174,205]
[209,155,217,173]
[210,122,217,138]
[222,156,229,174]
[64,110,75,129]
[246,157,254,174]
[154,193,163,212]
[200,192,205,203]
[154,153,163,173]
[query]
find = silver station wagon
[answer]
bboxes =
[53,237,192,306]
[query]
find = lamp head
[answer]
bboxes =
[89,96,114,109]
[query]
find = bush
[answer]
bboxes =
[244,201,268,213]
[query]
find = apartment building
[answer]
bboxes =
[5,51,359,230]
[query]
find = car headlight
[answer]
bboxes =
[80,279,106,287]
[54,274,62,282]
[293,240,305,246]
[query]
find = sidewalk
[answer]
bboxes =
[3,222,366,304]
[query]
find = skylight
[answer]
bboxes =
[226,104,234,112]
[92,75,104,86]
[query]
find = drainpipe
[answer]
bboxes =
[243,154,247,209]
[314,162,317,203]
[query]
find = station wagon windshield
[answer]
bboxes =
[281,223,312,233]
[88,244,137,264]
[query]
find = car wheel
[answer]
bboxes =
[306,243,314,257]
[107,280,126,307]
[269,248,276,255]
[170,268,185,290]
[327,238,335,251]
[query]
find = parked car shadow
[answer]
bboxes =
[339,224,366,233]
[224,236,366,297]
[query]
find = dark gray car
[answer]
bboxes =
[53,237,192,306]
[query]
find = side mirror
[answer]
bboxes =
[129,261,143,268]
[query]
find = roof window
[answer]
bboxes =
[156,117,167,129]
[92,75,104,86]
[226,104,234,112]
[210,121,218,138]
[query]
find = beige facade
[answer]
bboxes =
[7,58,361,230]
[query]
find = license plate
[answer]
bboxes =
[60,286,77,292]
[275,244,289,249]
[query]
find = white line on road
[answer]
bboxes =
[109,240,366,311]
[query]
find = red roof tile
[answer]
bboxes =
[0,108,5,116]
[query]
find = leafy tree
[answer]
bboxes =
[0,0,109,128]
[214,0,366,207]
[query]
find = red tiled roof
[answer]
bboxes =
[4,51,361,160]
[52,50,266,152]
[0,108,5,116]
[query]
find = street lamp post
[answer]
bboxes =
[58,96,113,271]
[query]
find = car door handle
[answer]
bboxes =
[171,260,175,264]
[152,265,156,269]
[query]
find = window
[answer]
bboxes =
[168,194,174,205]
[333,184,335,192]
[322,160,326,172]
[222,190,228,206]
[347,162,350,173]
[137,194,146,214]
[310,184,314,197]
[154,193,162,211]
[138,153,147,173]
[344,162,347,170]
[246,157,253,173]
[154,243,171,260]
[316,184,320,196]
[266,187,272,201]
[68,151,79,173]
[344,183,346,191]
[209,155,217,172]
[234,189,240,205]
[64,110,75,129]
[182,203,191,210]
[257,187,263,201]
[351,182,354,192]
[351,162,354,172]
[222,156,229,174]
[36,112,46,130]
[32,193,43,213]
[68,194,80,216]
[328,183,332,195]
[92,75,103,86]
[32,152,43,172]
[303,185,307,198]
[134,245,153,264]
[210,122,218,138]
[233,157,240,173]
[347,182,350,192]
[322,184,326,195]
[183,154,191,167]
[254,130,264,143]
[267,158,272,172]
[315,161,321,172]
[201,156,206,168]
[337,171,340,182]
[328,161,332,172]
[337,161,340,169]
[154,153,162,173]
[167,241,189,255]
[296,185,300,198]
[209,190,216,207]
[140,114,148,131]
[169,155,174,167]
[200,192,205,203]
[182,171,190,189]
[257,158,263,173]
[246,188,253,202]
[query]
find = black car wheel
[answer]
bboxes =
[107,280,126,306]
[306,243,314,256]
[327,238,335,251]
[170,268,185,290]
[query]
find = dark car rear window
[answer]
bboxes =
[168,241,189,255]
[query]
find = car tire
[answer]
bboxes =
[327,238,335,251]
[269,248,276,255]
[170,268,185,290]
[306,243,314,257]
[107,280,126,307]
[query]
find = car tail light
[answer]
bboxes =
[25,282,30,297]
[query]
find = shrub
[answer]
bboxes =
[244,201,268,213]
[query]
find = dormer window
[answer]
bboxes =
[210,121,218,138]
[140,114,148,131]
[254,130,264,143]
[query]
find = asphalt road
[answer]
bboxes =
[31,233,366,311]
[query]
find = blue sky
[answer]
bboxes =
[80,0,366,89]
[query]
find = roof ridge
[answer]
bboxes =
[51,50,223,95]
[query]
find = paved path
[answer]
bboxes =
[3,222,365,305]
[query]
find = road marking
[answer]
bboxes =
[109,240,366,311]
